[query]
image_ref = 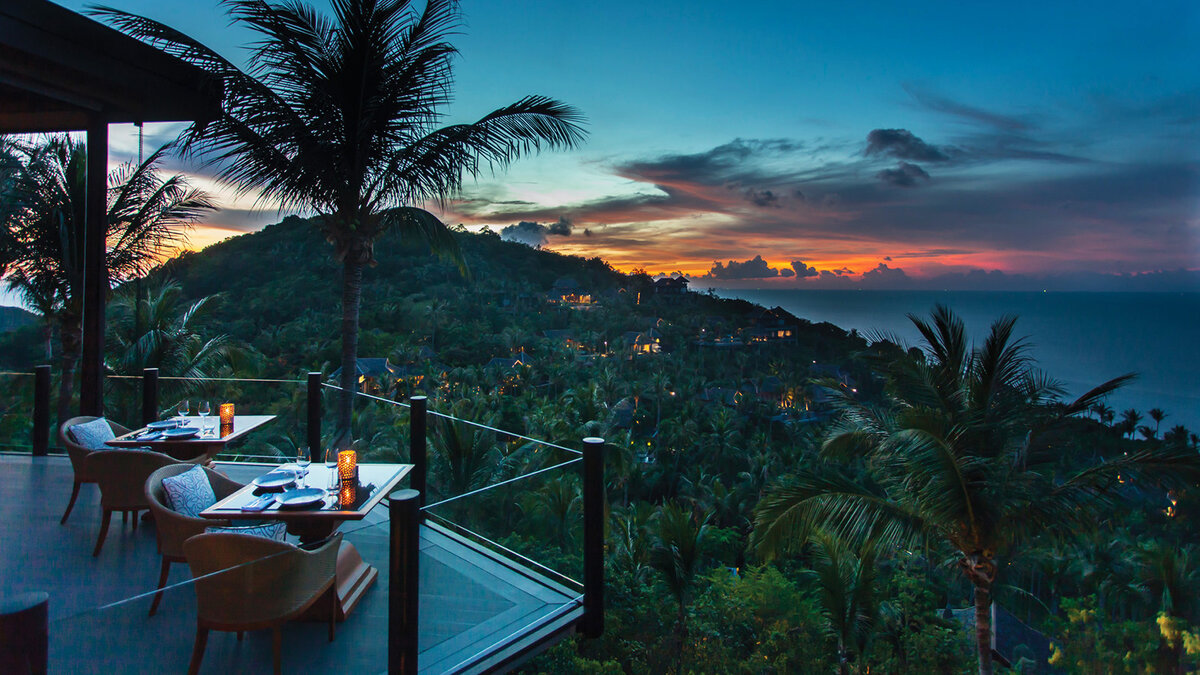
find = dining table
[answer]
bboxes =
[106,414,276,464]
[200,462,412,621]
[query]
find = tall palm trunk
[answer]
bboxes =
[57,314,81,425]
[961,551,998,675]
[336,259,364,449]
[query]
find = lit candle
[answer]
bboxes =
[338,450,357,481]
[219,403,235,425]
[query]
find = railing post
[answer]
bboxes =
[32,366,50,456]
[0,591,48,675]
[581,436,605,638]
[409,396,427,511]
[307,372,322,454]
[141,367,159,428]
[389,489,420,675]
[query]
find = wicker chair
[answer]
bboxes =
[144,464,245,616]
[58,416,133,524]
[86,449,205,557]
[183,532,341,675]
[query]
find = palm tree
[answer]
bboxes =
[1,137,214,423]
[648,502,710,675]
[805,533,882,675]
[105,278,247,421]
[752,305,1200,675]
[1121,408,1143,440]
[1148,408,1167,438]
[96,0,586,447]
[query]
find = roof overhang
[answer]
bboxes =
[0,0,222,134]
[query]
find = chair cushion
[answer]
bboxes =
[205,522,287,541]
[160,466,217,518]
[69,418,115,450]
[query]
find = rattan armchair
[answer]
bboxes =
[58,416,133,524]
[183,532,341,675]
[86,449,204,557]
[144,464,245,616]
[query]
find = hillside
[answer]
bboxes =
[0,305,35,333]
[149,214,871,380]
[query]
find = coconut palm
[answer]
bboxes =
[95,0,586,447]
[804,533,882,675]
[1148,408,1167,439]
[752,305,1200,675]
[648,501,710,674]
[0,136,214,423]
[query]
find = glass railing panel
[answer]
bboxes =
[38,495,394,673]
[0,371,36,452]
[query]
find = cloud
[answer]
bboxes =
[865,129,949,162]
[704,255,781,279]
[498,218,575,247]
[861,263,909,283]
[790,260,819,278]
[779,268,795,277]
[746,189,780,207]
[876,161,931,187]
[903,84,1032,132]
[547,217,573,236]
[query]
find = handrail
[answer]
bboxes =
[107,375,306,384]
[421,457,582,511]
[327,380,584,456]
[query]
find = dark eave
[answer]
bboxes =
[0,0,222,134]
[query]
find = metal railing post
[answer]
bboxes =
[581,436,605,638]
[141,367,159,428]
[307,372,322,453]
[409,396,427,511]
[389,489,420,675]
[32,366,50,456]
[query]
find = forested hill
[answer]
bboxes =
[0,306,35,333]
[145,213,872,380]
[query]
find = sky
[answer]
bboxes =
[38,0,1200,291]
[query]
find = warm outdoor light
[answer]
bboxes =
[219,403,234,425]
[338,450,357,481]
[339,481,356,508]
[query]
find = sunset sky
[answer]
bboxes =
[52,0,1200,290]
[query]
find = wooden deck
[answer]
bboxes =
[0,454,582,674]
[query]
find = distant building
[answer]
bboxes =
[622,328,662,355]
[548,276,593,307]
[485,356,526,371]
[328,357,401,394]
[653,276,690,296]
[741,306,799,344]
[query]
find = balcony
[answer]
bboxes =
[0,370,603,673]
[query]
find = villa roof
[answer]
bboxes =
[329,358,399,380]
[0,0,223,133]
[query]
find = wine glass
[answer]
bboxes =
[177,399,190,425]
[324,447,338,493]
[297,446,311,488]
[197,401,211,435]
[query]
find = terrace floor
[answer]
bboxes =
[0,454,582,674]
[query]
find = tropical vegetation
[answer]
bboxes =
[94,0,586,447]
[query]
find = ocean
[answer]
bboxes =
[712,289,1200,433]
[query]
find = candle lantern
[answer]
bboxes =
[219,403,235,425]
[338,450,357,482]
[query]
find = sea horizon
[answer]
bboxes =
[712,288,1200,433]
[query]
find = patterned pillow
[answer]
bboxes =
[69,418,115,450]
[205,523,287,541]
[160,466,217,518]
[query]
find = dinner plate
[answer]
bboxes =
[275,487,325,509]
[251,471,296,490]
[163,427,200,439]
[147,420,179,430]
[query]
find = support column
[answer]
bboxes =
[80,118,108,416]
[307,372,322,453]
[581,436,605,638]
[141,368,159,427]
[32,366,50,456]
[389,489,420,675]
[409,396,427,511]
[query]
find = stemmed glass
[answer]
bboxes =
[197,401,211,435]
[324,447,338,494]
[177,399,190,425]
[296,447,311,488]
